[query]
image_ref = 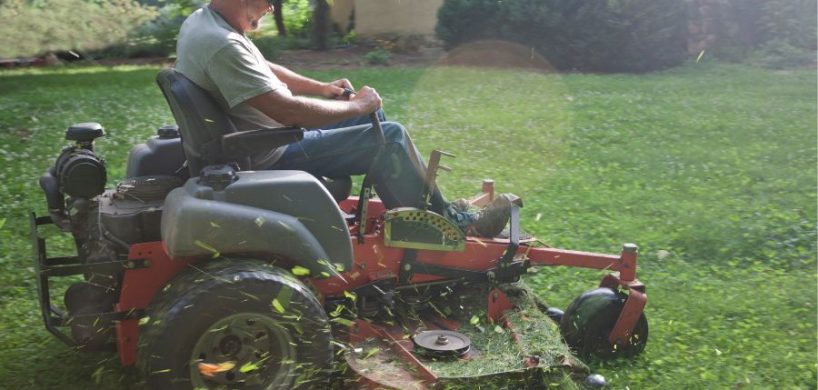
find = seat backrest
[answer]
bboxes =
[156,69,249,175]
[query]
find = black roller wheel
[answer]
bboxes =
[137,260,333,389]
[559,287,648,359]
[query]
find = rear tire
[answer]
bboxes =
[137,260,332,389]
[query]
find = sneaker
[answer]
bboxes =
[448,193,518,238]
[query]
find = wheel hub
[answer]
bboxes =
[218,334,242,356]
[190,313,296,387]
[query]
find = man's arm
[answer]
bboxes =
[267,61,352,99]
[246,85,380,128]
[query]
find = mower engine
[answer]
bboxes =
[36,122,182,351]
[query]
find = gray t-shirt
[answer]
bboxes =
[175,6,289,168]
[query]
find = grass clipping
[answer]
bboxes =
[424,284,587,388]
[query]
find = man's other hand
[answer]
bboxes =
[325,79,354,99]
[351,86,382,114]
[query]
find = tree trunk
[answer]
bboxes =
[273,0,286,37]
[312,0,330,50]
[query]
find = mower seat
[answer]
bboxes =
[155,69,352,201]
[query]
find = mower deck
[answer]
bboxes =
[340,283,587,389]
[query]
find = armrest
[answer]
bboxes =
[221,126,305,159]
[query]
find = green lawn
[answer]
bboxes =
[0,63,815,389]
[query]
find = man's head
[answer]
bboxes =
[210,0,273,32]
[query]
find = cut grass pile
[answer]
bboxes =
[344,282,583,389]
[0,62,815,389]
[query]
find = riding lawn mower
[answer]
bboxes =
[30,69,648,389]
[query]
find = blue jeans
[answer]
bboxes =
[264,110,449,214]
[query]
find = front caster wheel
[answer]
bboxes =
[559,287,648,359]
[138,260,333,389]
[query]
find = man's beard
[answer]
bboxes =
[246,8,264,31]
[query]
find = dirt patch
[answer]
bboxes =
[439,40,557,73]
[92,57,175,67]
[55,46,445,71]
[275,41,559,73]
[9,42,560,73]
[275,46,446,71]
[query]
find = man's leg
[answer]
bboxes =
[311,109,386,131]
[268,121,448,213]
[269,117,512,237]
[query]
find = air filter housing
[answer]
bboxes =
[54,146,107,199]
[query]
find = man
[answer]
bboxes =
[174,0,512,237]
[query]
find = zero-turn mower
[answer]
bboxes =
[30,69,648,389]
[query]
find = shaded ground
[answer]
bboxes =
[278,41,558,73]
[276,46,446,70]
[30,41,561,73]
[51,45,446,71]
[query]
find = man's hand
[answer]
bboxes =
[248,79,381,128]
[324,79,355,100]
[351,86,382,114]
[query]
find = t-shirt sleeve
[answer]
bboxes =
[207,40,287,108]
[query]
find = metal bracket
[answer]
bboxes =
[495,204,524,283]
[69,309,146,323]
[30,211,149,348]
[355,113,387,243]
[420,150,454,209]
[398,249,417,284]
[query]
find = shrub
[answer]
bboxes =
[83,1,206,59]
[759,0,817,51]
[747,39,816,69]
[252,36,283,60]
[129,2,189,57]
[364,49,391,65]
[283,0,313,37]
[339,30,358,47]
[436,0,689,73]
[436,0,503,51]
[0,0,157,58]
[690,0,816,65]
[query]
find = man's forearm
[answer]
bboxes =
[247,89,364,128]
[267,61,326,96]
[278,96,361,127]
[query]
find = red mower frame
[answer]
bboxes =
[60,181,649,367]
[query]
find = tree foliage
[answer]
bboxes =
[436,0,689,73]
[0,0,157,58]
[693,0,816,67]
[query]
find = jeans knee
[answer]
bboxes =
[381,122,409,144]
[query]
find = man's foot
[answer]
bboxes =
[450,198,471,213]
[448,194,517,238]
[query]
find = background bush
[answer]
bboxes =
[704,0,816,68]
[0,0,157,58]
[281,0,313,37]
[437,0,816,72]
[436,0,689,73]
[87,1,191,59]
[746,39,817,69]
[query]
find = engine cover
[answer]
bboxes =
[97,175,183,244]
